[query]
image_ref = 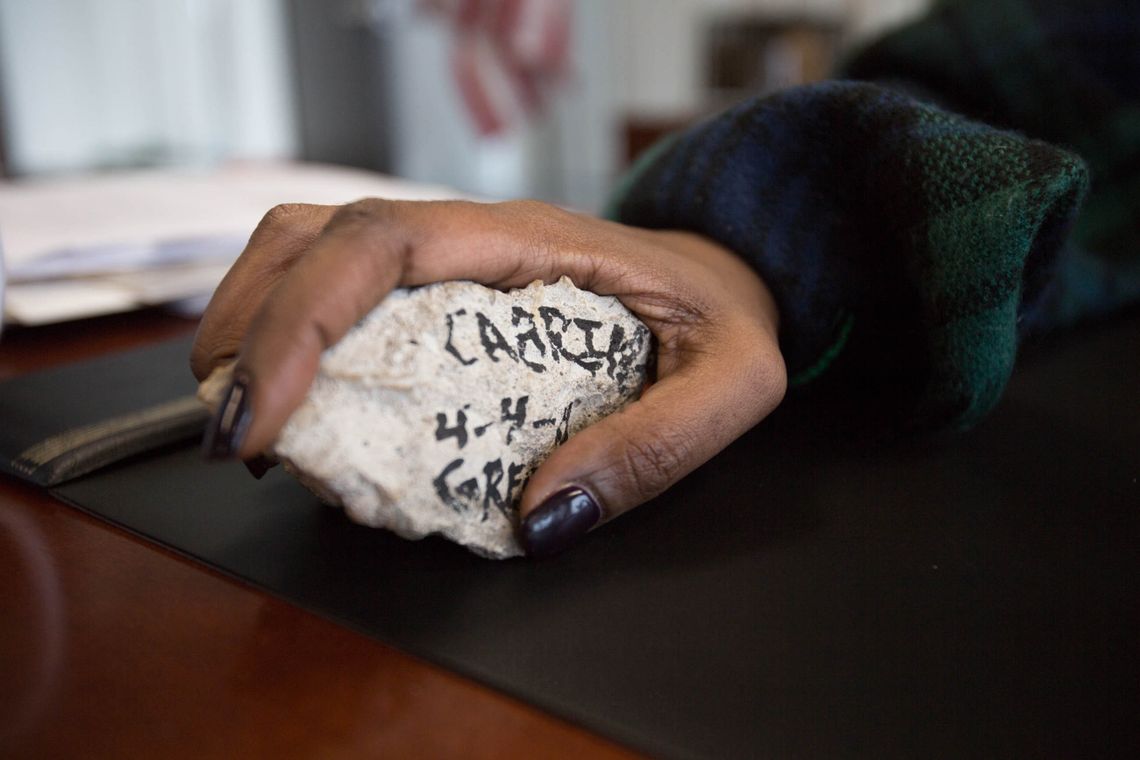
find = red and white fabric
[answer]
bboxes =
[421,0,572,135]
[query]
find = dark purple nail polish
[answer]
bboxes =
[243,455,274,480]
[520,486,602,558]
[202,373,252,461]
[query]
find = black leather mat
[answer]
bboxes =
[4,315,1138,759]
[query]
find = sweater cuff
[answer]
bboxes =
[607,81,1087,431]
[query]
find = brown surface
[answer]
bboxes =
[623,116,695,166]
[0,310,641,760]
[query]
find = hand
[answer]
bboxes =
[191,199,786,556]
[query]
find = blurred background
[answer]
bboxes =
[0,0,929,325]
[0,0,931,206]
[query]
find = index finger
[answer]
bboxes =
[204,198,669,460]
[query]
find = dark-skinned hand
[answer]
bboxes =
[191,199,786,556]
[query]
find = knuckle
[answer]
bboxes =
[737,335,788,414]
[262,202,309,226]
[252,203,327,251]
[334,197,394,227]
[256,203,316,239]
[766,353,789,407]
[617,427,693,500]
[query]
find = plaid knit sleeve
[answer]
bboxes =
[844,0,1140,333]
[608,82,1089,432]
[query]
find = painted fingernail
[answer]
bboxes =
[520,486,602,558]
[243,454,274,480]
[202,373,253,461]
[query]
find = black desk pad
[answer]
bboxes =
[5,316,1138,758]
[0,338,205,484]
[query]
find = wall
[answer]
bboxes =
[383,0,931,210]
[0,0,932,205]
[610,0,929,118]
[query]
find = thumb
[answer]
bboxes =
[517,332,786,557]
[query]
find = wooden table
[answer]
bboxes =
[0,310,640,759]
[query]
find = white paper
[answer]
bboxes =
[4,280,137,324]
[0,162,472,325]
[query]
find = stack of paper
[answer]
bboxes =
[0,163,468,326]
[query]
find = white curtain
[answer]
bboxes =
[0,0,298,175]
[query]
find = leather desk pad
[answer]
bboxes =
[6,315,1138,758]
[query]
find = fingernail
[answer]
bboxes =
[202,373,253,461]
[520,486,602,558]
[243,454,274,480]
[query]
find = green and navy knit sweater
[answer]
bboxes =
[609,0,1140,433]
